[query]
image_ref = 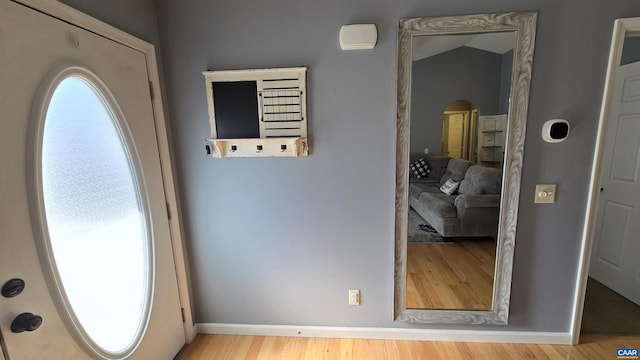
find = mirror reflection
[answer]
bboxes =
[406,32,515,310]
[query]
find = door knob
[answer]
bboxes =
[2,278,25,298]
[11,313,43,333]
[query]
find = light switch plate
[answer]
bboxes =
[535,184,557,203]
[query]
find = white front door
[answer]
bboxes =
[590,60,640,306]
[0,1,185,359]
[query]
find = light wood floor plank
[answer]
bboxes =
[406,238,496,310]
[175,334,640,360]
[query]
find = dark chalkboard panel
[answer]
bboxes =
[212,81,260,139]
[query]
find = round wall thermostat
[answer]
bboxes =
[542,119,570,143]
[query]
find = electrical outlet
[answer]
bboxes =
[424,148,429,154]
[348,289,360,305]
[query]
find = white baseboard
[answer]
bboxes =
[196,323,571,345]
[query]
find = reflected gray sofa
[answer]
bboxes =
[408,155,502,238]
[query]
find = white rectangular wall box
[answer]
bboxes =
[339,24,377,50]
[203,67,309,158]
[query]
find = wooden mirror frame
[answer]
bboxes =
[394,12,537,324]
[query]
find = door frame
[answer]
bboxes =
[570,17,640,345]
[12,0,196,343]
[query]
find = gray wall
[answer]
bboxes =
[499,50,514,114]
[72,0,640,333]
[58,0,161,46]
[410,46,502,156]
[152,0,640,332]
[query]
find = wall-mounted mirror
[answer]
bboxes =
[394,12,537,324]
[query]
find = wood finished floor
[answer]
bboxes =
[175,334,640,359]
[406,238,496,309]
[175,250,640,359]
[581,277,640,335]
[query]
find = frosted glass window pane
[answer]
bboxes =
[41,77,149,355]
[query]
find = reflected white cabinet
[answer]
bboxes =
[478,114,507,164]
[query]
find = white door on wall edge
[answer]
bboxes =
[0,1,185,359]
[590,60,640,307]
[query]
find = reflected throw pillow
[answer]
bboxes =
[410,158,430,178]
[440,179,460,195]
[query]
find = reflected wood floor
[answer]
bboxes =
[406,238,496,309]
[175,334,640,359]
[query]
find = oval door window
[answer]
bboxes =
[40,74,151,356]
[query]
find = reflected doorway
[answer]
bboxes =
[441,100,478,161]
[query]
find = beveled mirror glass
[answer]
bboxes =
[394,12,537,324]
